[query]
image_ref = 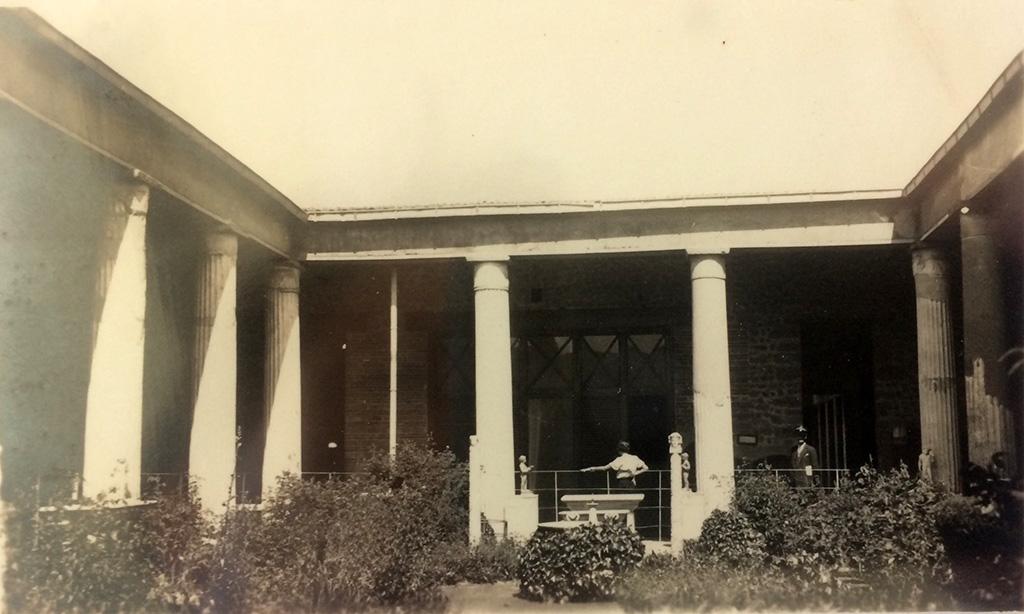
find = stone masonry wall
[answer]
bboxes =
[344,331,429,469]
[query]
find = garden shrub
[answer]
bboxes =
[5,443,474,614]
[7,501,153,614]
[244,443,470,612]
[694,508,766,568]
[615,551,957,613]
[732,470,814,562]
[430,538,521,585]
[516,521,644,603]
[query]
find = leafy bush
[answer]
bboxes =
[6,443,475,614]
[430,538,521,585]
[728,465,956,580]
[694,508,766,568]
[516,522,644,603]
[732,470,815,561]
[616,551,958,613]
[244,443,469,612]
[7,502,152,614]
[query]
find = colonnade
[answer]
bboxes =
[81,181,303,509]
[80,194,1011,517]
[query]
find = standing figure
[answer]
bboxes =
[681,452,691,490]
[791,426,819,487]
[582,441,649,490]
[518,455,533,493]
[918,448,935,482]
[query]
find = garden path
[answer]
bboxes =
[443,582,625,613]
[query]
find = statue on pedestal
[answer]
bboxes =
[917,448,934,482]
[518,455,533,493]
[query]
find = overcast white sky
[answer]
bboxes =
[9,1,1024,211]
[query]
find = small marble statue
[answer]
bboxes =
[681,452,691,490]
[918,448,934,482]
[518,455,533,493]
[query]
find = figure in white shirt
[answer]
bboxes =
[582,441,649,490]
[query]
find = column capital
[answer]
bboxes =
[911,245,949,278]
[473,260,510,292]
[689,253,727,281]
[121,182,150,216]
[911,246,951,302]
[269,261,301,293]
[204,227,238,257]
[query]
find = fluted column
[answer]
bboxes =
[690,253,735,513]
[960,212,1014,468]
[82,183,148,500]
[912,246,962,492]
[471,258,515,533]
[190,228,238,511]
[262,262,302,498]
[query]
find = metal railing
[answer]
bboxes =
[735,467,851,490]
[518,469,671,541]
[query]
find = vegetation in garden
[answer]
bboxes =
[516,521,645,603]
[616,464,1023,612]
[4,443,520,614]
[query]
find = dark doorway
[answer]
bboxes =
[628,395,671,469]
[801,320,876,472]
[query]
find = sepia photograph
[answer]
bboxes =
[1,1,1022,612]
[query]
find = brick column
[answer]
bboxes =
[912,246,962,492]
[472,258,515,533]
[960,212,1015,469]
[82,182,148,500]
[262,262,302,498]
[190,228,238,511]
[690,253,735,513]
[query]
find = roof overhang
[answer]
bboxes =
[307,194,913,260]
[0,9,307,259]
[906,51,1024,240]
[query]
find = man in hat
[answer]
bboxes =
[791,426,819,487]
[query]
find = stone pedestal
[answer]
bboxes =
[912,247,962,492]
[82,183,148,501]
[690,253,735,512]
[190,229,238,511]
[669,432,685,554]
[506,493,539,540]
[677,492,706,541]
[468,436,482,545]
[471,258,515,529]
[262,263,302,498]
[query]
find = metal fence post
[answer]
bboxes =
[553,471,559,520]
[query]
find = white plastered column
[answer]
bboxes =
[471,258,515,534]
[190,228,238,511]
[262,262,302,499]
[690,252,735,513]
[82,182,149,501]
